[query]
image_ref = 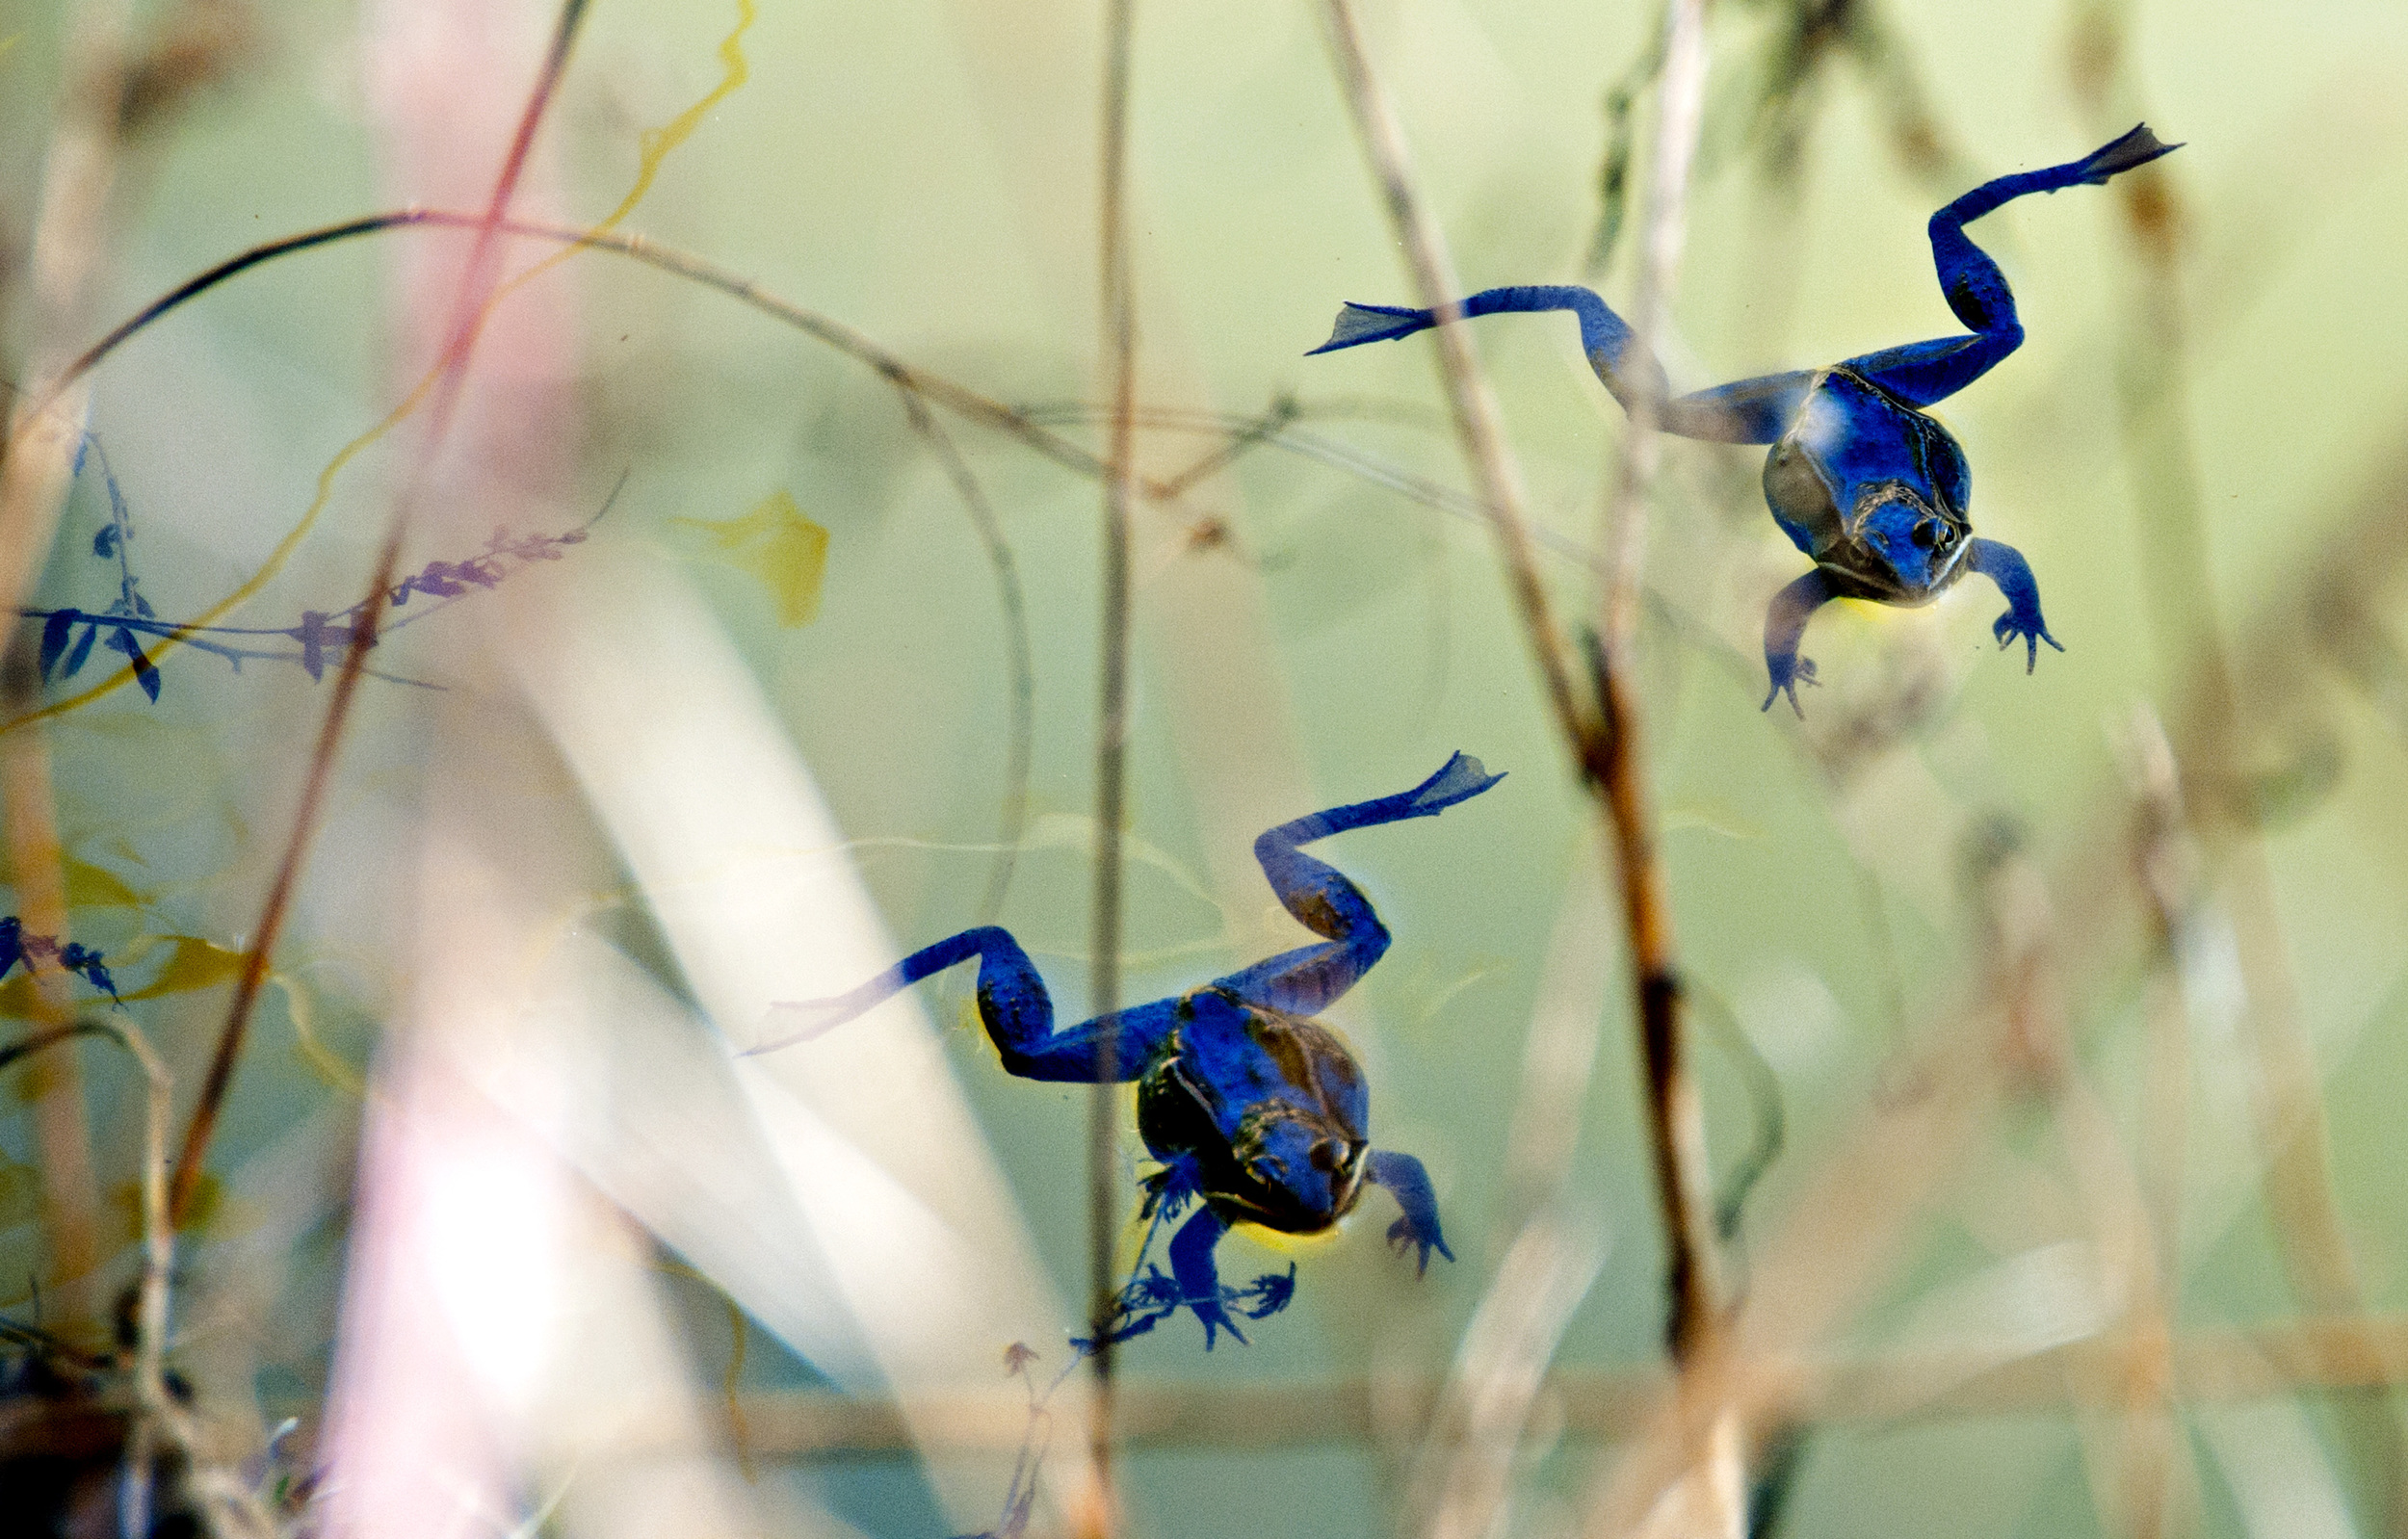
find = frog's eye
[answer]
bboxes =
[1250,1156,1287,1186]
[1910,519,1944,550]
[1308,1140,1342,1173]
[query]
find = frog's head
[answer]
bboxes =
[1222,1099,1370,1236]
[1839,482,1973,604]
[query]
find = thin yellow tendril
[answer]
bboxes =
[4,1,759,734]
[494,0,756,301]
[271,969,365,1099]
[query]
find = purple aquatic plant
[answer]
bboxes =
[21,445,620,700]
[0,917,119,1004]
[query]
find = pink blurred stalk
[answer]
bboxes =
[318,1,583,1531]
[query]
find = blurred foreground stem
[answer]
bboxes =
[2071,2,2408,1530]
[1314,1,1734,1532]
[1083,0,1139,1533]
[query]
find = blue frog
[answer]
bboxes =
[1308,124,2180,714]
[754,751,1504,1346]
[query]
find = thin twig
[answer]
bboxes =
[1598,0,1707,652]
[2071,3,2408,1527]
[895,389,1035,926]
[2117,706,2203,1539]
[169,0,593,1226]
[1085,0,1139,1533]
[1311,0,1589,755]
[1314,7,1732,1532]
[8,211,1240,732]
[1314,0,1722,1393]
[0,1019,178,1527]
[1588,0,1721,1416]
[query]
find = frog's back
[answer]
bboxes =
[1137,987,1371,1235]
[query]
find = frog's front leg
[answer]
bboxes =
[1367,1150,1453,1276]
[1210,752,1505,1015]
[755,925,1175,1081]
[1966,538,2062,671]
[1761,569,1839,716]
[1168,1208,1246,1349]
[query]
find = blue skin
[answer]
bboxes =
[757,752,1503,1347]
[1308,125,2180,714]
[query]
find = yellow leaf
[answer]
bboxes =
[0,976,37,1020]
[675,490,830,627]
[65,857,147,909]
[117,935,249,1002]
[0,1157,36,1228]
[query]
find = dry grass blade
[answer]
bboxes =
[1312,5,1741,1532]
[1084,2,1140,1532]
[1310,0,1586,755]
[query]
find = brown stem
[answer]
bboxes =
[1315,7,1728,1531]
[2070,4,2406,1530]
[1081,1,1138,1534]
[1311,0,1589,756]
[895,390,1034,926]
[169,0,592,1227]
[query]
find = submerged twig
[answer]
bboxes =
[1085,0,1139,1532]
[1586,0,1723,1397]
[0,1017,179,1531]
[2072,3,2408,1528]
[895,391,1035,926]
[169,0,594,1227]
[1315,5,1732,1533]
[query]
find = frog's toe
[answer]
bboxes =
[1761,655,1819,716]
[1991,612,2065,672]
[1385,1214,1455,1277]
[1402,750,1507,815]
[1191,1300,1247,1351]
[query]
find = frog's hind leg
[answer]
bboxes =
[1845,124,2179,407]
[753,925,1174,1082]
[1309,286,1808,444]
[1211,752,1505,1016]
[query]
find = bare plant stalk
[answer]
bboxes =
[1314,5,1730,1532]
[0,1020,179,1526]
[170,0,592,1225]
[896,390,1035,926]
[1413,842,1613,1539]
[1599,0,1706,651]
[1084,1,1139,1533]
[1590,0,1718,1380]
[2069,4,2408,1528]
[1311,0,1587,752]
[2119,706,2202,1539]
[677,1304,2408,1456]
